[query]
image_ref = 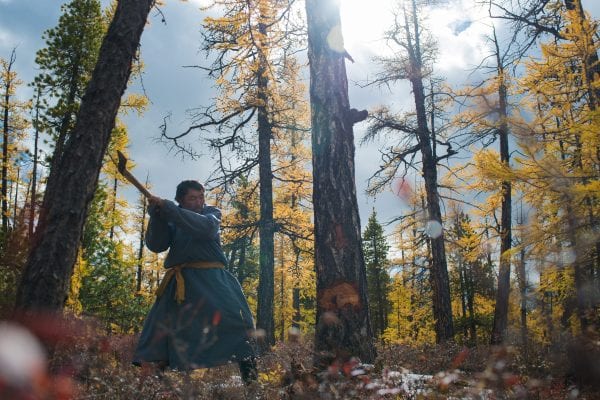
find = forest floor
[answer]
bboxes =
[1,315,600,399]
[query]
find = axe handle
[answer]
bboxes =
[115,150,153,200]
[121,169,153,199]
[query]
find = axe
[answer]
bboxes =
[116,150,153,199]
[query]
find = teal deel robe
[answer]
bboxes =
[133,201,256,369]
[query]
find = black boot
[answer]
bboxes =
[239,356,258,384]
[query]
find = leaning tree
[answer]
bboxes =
[15,0,154,313]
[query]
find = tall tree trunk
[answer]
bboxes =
[136,191,147,293]
[405,0,454,342]
[305,0,375,366]
[564,0,600,109]
[12,167,19,223]
[517,246,528,357]
[292,286,300,329]
[564,200,591,329]
[109,175,117,240]
[15,0,154,313]
[255,16,276,348]
[238,237,248,284]
[459,261,468,339]
[279,239,285,342]
[467,271,477,344]
[1,50,15,235]
[564,0,600,330]
[29,88,41,240]
[490,42,512,344]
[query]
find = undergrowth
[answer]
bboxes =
[1,315,599,399]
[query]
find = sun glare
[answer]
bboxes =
[340,0,489,71]
[340,0,395,55]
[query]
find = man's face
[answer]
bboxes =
[179,188,205,213]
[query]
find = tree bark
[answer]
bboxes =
[306,0,375,366]
[1,50,16,235]
[292,286,300,329]
[517,247,528,357]
[29,88,41,240]
[15,0,153,313]
[491,55,512,345]
[136,192,147,293]
[564,0,600,109]
[12,167,19,223]
[255,18,276,349]
[405,0,454,342]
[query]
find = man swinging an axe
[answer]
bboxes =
[116,151,258,383]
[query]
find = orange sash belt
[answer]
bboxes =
[156,261,224,304]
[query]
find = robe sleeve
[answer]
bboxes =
[145,204,173,252]
[159,200,221,240]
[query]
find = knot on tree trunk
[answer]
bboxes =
[347,108,368,126]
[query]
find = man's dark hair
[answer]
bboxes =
[175,180,205,202]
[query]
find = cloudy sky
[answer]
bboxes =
[1,0,599,239]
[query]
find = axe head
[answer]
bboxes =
[117,150,128,174]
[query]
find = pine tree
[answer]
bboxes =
[362,209,391,338]
[33,0,104,167]
[72,183,151,332]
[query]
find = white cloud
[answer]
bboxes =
[427,0,491,74]
[187,0,214,8]
[0,27,17,50]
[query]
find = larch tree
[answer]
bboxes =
[305,0,375,365]
[488,23,513,346]
[364,0,454,342]
[446,205,495,345]
[451,0,521,344]
[387,187,436,344]
[512,3,600,331]
[161,0,304,348]
[488,0,600,336]
[1,49,30,238]
[0,49,30,313]
[490,0,600,106]
[220,176,261,288]
[514,201,531,356]
[271,63,314,338]
[15,0,155,313]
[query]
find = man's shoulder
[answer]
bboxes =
[202,205,222,214]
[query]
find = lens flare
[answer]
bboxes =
[0,322,47,388]
[424,220,443,239]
